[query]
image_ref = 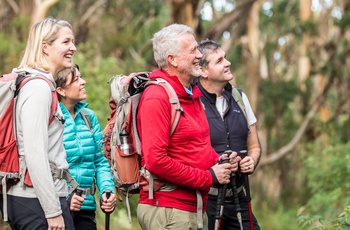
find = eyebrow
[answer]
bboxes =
[216,56,223,63]
[190,45,198,53]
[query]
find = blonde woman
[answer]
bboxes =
[0,17,76,230]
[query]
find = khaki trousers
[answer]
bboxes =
[137,203,208,230]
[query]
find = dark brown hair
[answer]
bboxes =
[198,39,221,67]
[55,63,80,89]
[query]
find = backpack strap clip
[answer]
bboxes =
[50,163,79,190]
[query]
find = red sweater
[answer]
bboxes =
[137,69,219,213]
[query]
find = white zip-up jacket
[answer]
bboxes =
[8,67,69,219]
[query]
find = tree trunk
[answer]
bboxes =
[31,0,59,27]
[170,0,196,27]
[298,0,312,90]
[243,1,260,113]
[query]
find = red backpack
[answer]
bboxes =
[0,72,58,220]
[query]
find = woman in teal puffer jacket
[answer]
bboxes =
[56,64,116,230]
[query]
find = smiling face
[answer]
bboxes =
[172,33,203,81]
[201,48,234,84]
[56,67,86,106]
[43,26,76,76]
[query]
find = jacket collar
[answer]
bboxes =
[60,101,89,118]
[196,79,233,104]
[149,69,203,99]
[12,67,56,87]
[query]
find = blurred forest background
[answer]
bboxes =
[1,0,350,229]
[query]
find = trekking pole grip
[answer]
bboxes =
[239,150,251,198]
[106,190,111,200]
[101,189,112,213]
[240,150,254,230]
[214,155,229,230]
[103,189,112,230]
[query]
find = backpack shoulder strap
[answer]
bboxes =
[17,74,58,125]
[36,75,58,125]
[80,108,93,133]
[146,78,183,135]
[232,87,248,123]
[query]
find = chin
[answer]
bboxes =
[64,61,73,68]
[191,70,202,78]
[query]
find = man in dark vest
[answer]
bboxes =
[196,39,262,230]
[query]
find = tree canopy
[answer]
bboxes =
[1,0,349,229]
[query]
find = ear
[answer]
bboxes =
[56,87,65,97]
[167,54,177,67]
[42,41,48,55]
[200,66,209,79]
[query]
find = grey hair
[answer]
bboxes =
[152,24,194,68]
[198,39,221,67]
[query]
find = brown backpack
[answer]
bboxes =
[102,73,182,222]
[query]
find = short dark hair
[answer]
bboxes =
[55,63,79,88]
[198,39,221,67]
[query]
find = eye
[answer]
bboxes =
[190,47,198,54]
[64,38,75,45]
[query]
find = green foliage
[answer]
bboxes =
[300,19,319,37]
[256,202,299,230]
[1,1,350,230]
[297,138,350,229]
[335,8,350,30]
[259,79,299,130]
[10,15,31,40]
[261,0,300,37]
[0,33,25,73]
[127,0,163,18]
[298,205,350,230]
[96,195,141,230]
[73,51,124,128]
[226,43,242,78]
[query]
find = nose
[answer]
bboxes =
[195,48,203,59]
[70,43,77,52]
[225,58,231,67]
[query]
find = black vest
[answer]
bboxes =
[197,81,248,155]
[197,81,249,187]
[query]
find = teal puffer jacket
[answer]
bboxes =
[60,101,114,210]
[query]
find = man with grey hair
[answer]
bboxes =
[136,24,238,229]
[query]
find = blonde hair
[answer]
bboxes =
[18,17,72,71]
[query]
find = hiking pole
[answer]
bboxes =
[214,156,229,230]
[225,150,243,230]
[240,150,254,230]
[230,165,243,230]
[101,189,112,230]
